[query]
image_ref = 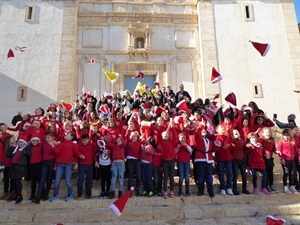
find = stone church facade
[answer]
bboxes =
[0,0,299,124]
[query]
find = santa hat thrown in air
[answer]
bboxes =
[132,70,144,79]
[7,49,14,58]
[61,100,73,112]
[150,106,165,118]
[250,40,270,57]
[141,102,152,110]
[109,187,134,217]
[211,67,222,83]
[104,92,113,100]
[99,105,110,115]
[176,100,190,114]
[89,58,95,64]
[266,215,286,225]
[154,81,160,89]
[225,92,237,108]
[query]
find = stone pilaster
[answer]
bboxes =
[197,1,221,101]
[57,1,78,102]
[281,0,300,110]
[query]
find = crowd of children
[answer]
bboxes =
[0,85,299,205]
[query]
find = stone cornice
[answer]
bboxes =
[78,12,198,25]
[78,0,198,5]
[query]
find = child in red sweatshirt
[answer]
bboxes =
[245,132,270,195]
[106,135,126,199]
[75,133,99,198]
[28,136,42,201]
[35,132,56,204]
[50,132,85,202]
[176,133,193,196]
[151,136,163,196]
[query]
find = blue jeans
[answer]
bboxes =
[141,163,153,193]
[126,159,141,190]
[178,161,190,193]
[53,163,73,197]
[37,159,55,198]
[217,161,233,190]
[77,164,93,196]
[250,168,267,189]
[110,161,125,192]
[195,162,214,194]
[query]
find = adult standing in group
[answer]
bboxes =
[175,84,191,103]
[11,112,23,126]
[273,114,297,129]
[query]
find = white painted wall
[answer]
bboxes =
[213,1,300,123]
[0,1,64,125]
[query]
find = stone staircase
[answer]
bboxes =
[1,127,299,224]
[0,178,299,225]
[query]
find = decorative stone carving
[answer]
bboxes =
[78,55,108,72]
[169,55,200,71]
[132,5,147,12]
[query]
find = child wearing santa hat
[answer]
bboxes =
[194,127,216,197]
[28,136,42,201]
[7,134,31,204]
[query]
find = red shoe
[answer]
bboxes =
[169,191,175,198]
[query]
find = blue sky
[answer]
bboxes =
[295,0,300,23]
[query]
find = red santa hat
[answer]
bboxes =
[176,100,190,114]
[150,106,164,118]
[89,58,95,64]
[61,100,73,112]
[99,105,110,115]
[154,81,160,89]
[224,92,237,108]
[141,102,152,110]
[104,92,113,100]
[47,103,58,112]
[211,66,222,83]
[109,187,134,217]
[174,115,184,124]
[266,215,286,225]
[7,49,14,59]
[132,70,144,79]
[250,40,270,57]
[17,134,28,144]
[30,135,41,143]
[97,140,106,149]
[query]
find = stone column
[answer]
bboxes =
[57,1,78,102]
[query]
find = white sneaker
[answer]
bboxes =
[284,186,292,194]
[226,188,233,195]
[220,189,226,195]
[289,186,299,194]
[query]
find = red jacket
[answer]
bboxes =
[194,129,215,163]
[246,144,268,169]
[140,145,154,163]
[157,128,177,160]
[54,140,82,164]
[0,141,3,163]
[107,136,125,162]
[258,137,276,157]
[26,127,45,142]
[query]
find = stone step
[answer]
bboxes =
[0,193,299,224]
